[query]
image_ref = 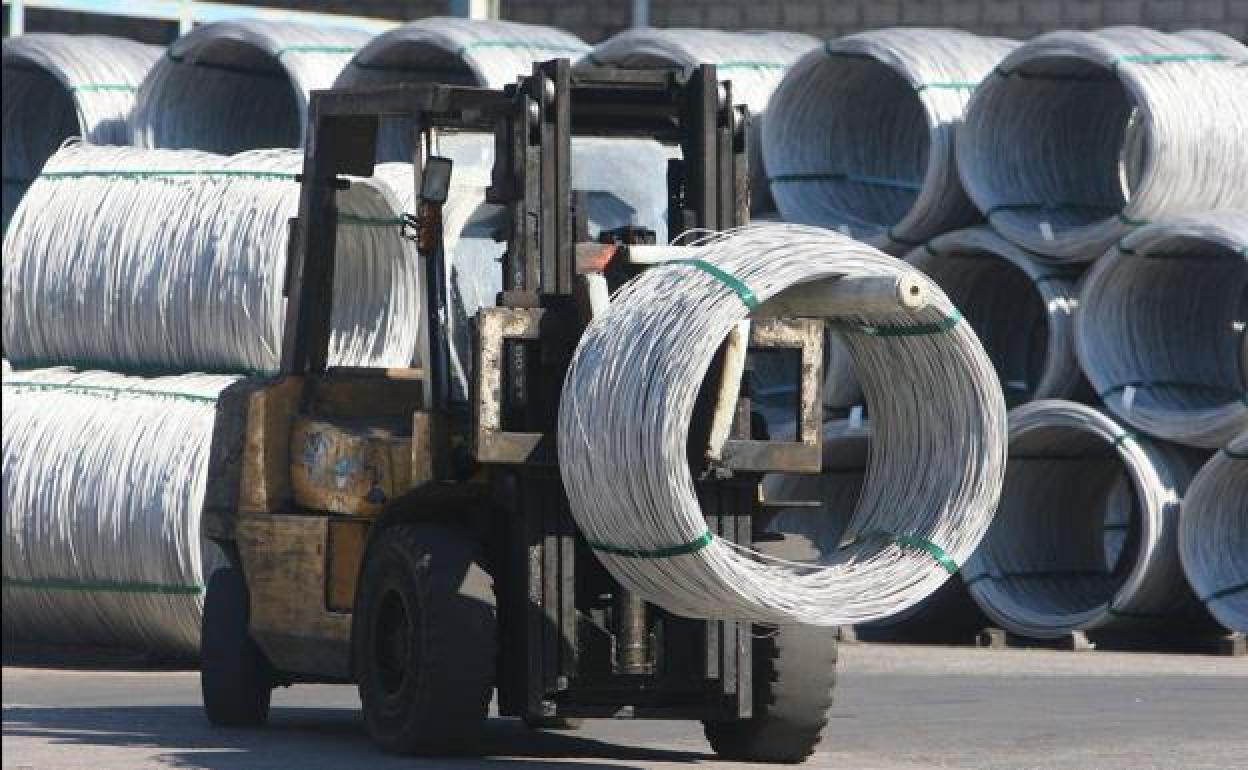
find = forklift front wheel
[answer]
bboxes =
[200,566,274,727]
[702,534,838,763]
[355,523,498,756]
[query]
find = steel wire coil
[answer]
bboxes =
[584,27,819,213]
[763,28,1015,255]
[1075,211,1248,449]
[334,17,588,167]
[2,365,237,658]
[957,27,1248,262]
[2,144,421,375]
[1178,432,1248,632]
[338,16,588,89]
[2,33,160,230]
[559,224,1006,626]
[131,19,371,154]
[907,226,1086,405]
[965,399,1203,639]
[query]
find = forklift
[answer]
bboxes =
[198,60,836,763]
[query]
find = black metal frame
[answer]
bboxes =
[282,62,767,723]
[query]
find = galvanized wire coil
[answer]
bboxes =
[2,365,237,658]
[965,399,1202,639]
[957,27,1248,262]
[906,226,1086,405]
[1075,211,1248,449]
[2,144,421,375]
[763,28,1015,255]
[559,224,1006,627]
[131,19,370,153]
[338,16,588,89]
[334,17,588,166]
[1179,432,1248,632]
[2,33,160,230]
[585,27,818,213]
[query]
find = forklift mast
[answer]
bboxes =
[273,60,826,724]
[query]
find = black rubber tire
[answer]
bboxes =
[523,716,583,731]
[200,566,274,727]
[355,523,497,756]
[703,535,838,764]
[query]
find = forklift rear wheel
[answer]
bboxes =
[355,523,497,756]
[201,566,274,727]
[702,535,838,763]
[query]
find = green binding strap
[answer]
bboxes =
[965,569,1111,587]
[69,83,139,93]
[1106,603,1164,620]
[914,80,978,93]
[456,40,588,57]
[338,213,406,227]
[997,53,1228,81]
[2,380,220,404]
[717,60,787,71]
[3,356,271,378]
[39,168,298,181]
[672,258,760,310]
[274,44,360,57]
[886,226,923,247]
[1202,581,1248,603]
[1117,53,1227,64]
[587,530,714,559]
[985,202,1119,217]
[1111,431,1137,449]
[1223,446,1248,460]
[1100,381,1247,406]
[768,171,922,191]
[828,308,962,337]
[841,531,959,575]
[3,576,204,595]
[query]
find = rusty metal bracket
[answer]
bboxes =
[718,318,824,473]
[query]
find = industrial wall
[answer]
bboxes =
[8,1,1246,42]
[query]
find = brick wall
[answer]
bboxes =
[512,1,1248,44]
[6,1,1245,43]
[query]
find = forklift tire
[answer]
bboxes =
[201,566,274,727]
[702,535,838,764]
[355,523,497,756]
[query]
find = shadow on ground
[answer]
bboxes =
[3,704,712,769]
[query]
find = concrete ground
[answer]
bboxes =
[3,643,1245,770]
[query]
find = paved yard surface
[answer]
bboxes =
[4,643,1246,769]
